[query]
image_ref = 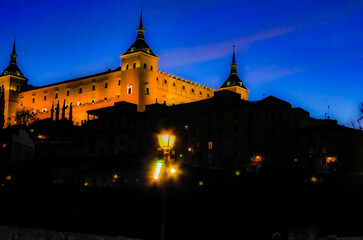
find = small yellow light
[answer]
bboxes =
[170,168,176,174]
[2,143,6,148]
[188,147,192,152]
[5,175,12,181]
[311,177,318,183]
[198,181,204,186]
[294,158,298,162]
[113,174,118,180]
[84,182,89,186]
[235,170,240,176]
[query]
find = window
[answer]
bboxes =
[20,101,23,106]
[43,96,47,101]
[191,88,194,93]
[127,85,132,94]
[173,82,176,87]
[126,64,129,70]
[55,93,58,99]
[144,63,147,69]
[150,66,153,71]
[92,85,95,91]
[16,84,20,91]
[182,86,185,90]
[200,91,202,95]
[164,79,167,84]
[146,88,149,95]
[105,82,108,88]
[32,98,35,103]
[104,97,107,100]
[208,141,213,150]
[133,63,136,68]
[66,90,70,96]
[207,93,210,97]
[79,88,82,94]
[118,80,121,86]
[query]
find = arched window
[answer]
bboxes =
[150,66,153,71]
[127,85,132,94]
[144,63,147,69]
[126,64,129,70]
[133,63,136,68]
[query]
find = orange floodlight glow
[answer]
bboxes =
[326,156,337,164]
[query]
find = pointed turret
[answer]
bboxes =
[1,40,26,79]
[220,46,246,89]
[218,47,249,100]
[123,11,156,56]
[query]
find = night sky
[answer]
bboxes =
[0,0,362,126]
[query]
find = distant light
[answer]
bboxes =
[113,174,118,180]
[37,134,47,139]
[311,177,318,183]
[84,182,89,186]
[30,129,34,133]
[235,170,240,176]
[294,158,298,162]
[5,175,12,181]
[188,147,192,152]
[198,180,204,186]
[2,143,6,148]
[170,168,176,174]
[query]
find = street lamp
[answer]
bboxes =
[157,131,176,240]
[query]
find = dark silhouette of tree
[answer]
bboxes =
[69,102,73,122]
[0,87,5,129]
[61,99,66,120]
[50,102,54,120]
[15,108,35,125]
[55,101,60,121]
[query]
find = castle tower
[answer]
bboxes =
[0,40,28,127]
[218,46,248,100]
[120,11,159,111]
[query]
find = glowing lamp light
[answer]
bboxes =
[5,175,12,181]
[154,161,163,180]
[157,133,175,153]
[170,168,176,174]
[235,170,240,176]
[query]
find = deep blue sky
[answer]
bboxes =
[1,0,362,126]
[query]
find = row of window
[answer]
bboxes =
[125,63,153,71]
[27,80,123,103]
[162,80,209,96]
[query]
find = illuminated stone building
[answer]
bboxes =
[0,13,216,128]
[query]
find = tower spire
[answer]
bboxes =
[139,10,143,30]
[230,45,237,75]
[136,10,145,40]
[12,39,16,56]
[1,40,26,78]
[123,11,156,56]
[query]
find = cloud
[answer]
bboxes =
[158,27,292,68]
[245,65,302,86]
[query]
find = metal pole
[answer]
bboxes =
[161,152,168,240]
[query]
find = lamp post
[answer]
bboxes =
[157,132,176,240]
